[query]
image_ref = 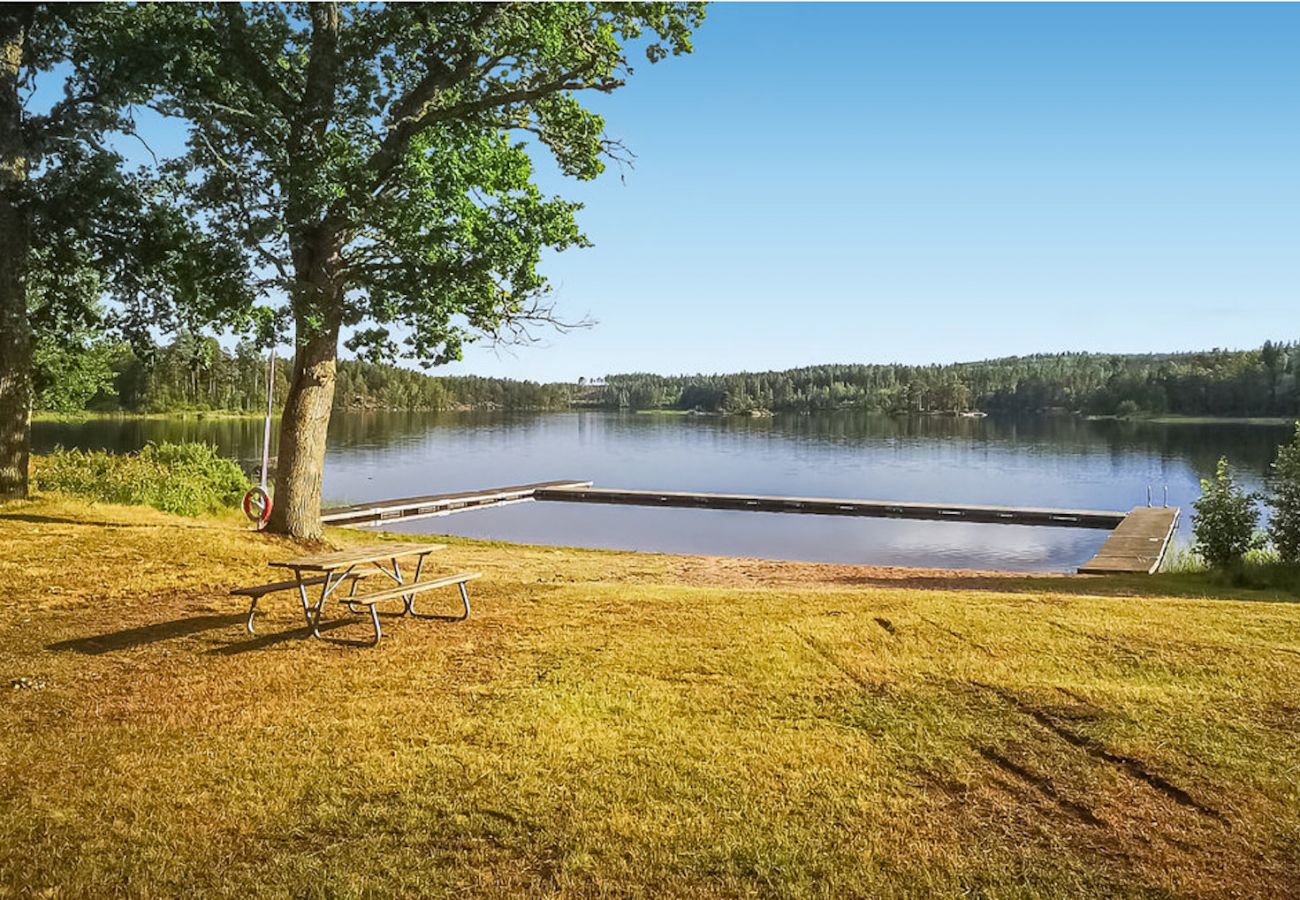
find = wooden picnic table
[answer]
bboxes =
[266,542,459,643]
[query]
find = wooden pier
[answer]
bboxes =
[533,486,1126,529]
[1077,507,1181,575]
[322,480,1181,575]
[321,480,592,526]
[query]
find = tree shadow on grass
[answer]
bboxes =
[48,614,248,654]
[210,605,471,653]
[209,617,389,654]
[49,611,388,655]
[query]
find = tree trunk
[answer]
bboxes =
[266,317,340,540]
[0,8,30,502]
[266,229,343,541]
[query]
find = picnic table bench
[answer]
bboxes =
[231,542,480,645]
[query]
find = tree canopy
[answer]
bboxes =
[130,2,703,362]
[2,4,233,498]
[118,2,704,536]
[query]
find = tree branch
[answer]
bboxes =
[191,127,290,283]
[353,6,509,204]
[300,3,339,135]
[347,67,620,223]
[386,3,505,129]
[220,5,296,115]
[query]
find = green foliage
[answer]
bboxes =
[1192,458,1260,568]
[590,343,1300,415]
[21,9,254,355]
[33,442,249,516]
[33,336,574,413]
[4,4,231,500]
[31,333,117,413]
[36,338,1300,418]
[1266,422,1300,563]
[335,361,571,411]
[1162,544,1300,595]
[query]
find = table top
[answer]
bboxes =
[268,543,447,573]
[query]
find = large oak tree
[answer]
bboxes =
[135,2,704,539]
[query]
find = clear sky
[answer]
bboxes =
[438,2,1299,381]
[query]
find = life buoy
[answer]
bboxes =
[242,486,273,527]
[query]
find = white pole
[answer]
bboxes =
[261,350,275,491]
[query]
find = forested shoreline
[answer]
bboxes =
[33,336,574,413]
[596,341,1300,417]
[33,335,1299,419]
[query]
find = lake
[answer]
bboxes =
[32,411,1291,572]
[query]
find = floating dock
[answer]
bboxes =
[321,480,592,526]
[533,486,1126,529]
[1077,507,1181,575]
[322,480,1180,575]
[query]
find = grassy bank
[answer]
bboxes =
[1,496,1298,896]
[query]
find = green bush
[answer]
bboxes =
[1160,544,1300,593]
[1192,458,1260,568]
[33,442,249,516]
[1114,399,1142,419]
[1266,423,1300,564]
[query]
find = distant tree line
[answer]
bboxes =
[591,342,1300,417]
[34,337,1298,420]
[33,335,573,413]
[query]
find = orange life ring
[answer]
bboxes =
[242,486,273,526]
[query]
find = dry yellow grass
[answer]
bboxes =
[1,495,1298,897]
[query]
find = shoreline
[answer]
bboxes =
[31,410,267,423]
[34,408,1299,425]
[1087,413,1295,426]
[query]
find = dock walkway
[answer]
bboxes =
[534,486,1125,529]
[321,480,592,527]
[1077,507,1181,575]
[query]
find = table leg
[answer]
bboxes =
[296,567,355,639]
[343,575,364,615]
[294,572,320,638]
[456,580,471,620]
[389,558,406,616]
[401,554,427,616]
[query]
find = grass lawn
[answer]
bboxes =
[1,497,1298,897]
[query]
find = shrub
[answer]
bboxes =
[33,442,249,517]
[1192,457,1259,568]
[1114,399,1142,419]
[1266,422,1300,564]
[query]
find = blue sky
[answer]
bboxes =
[43,3,1297,380]
[440,2,1299,381]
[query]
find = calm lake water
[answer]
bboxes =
[33,411,1291,572]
